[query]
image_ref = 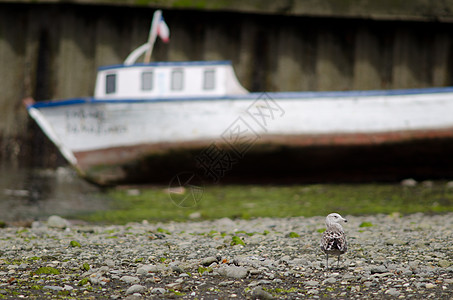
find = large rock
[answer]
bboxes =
[251,287,274,299]
[136,265,160,275]
[126,284,145,295]
[370,265,387,274]
[47,215,70,228]
[201,256,218,266]
[120,276,140,284]
[218,266,248,279]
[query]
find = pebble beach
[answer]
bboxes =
[0,213,452,299]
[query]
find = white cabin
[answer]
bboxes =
[94,61,248,100]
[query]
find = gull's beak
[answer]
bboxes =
[343,218,348,222]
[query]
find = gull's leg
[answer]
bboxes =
[326,254,329,269]
[337,255,340,268]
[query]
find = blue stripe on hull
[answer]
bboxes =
[27,86,453,109]
[98,60,232,71]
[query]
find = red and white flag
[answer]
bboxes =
[144,10,170,63]
[156,14,170,43]
[151,10,170,43]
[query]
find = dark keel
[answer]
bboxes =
[78,136,453,186]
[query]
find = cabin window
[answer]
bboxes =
[141,71,154,91]
[171,69,184,91]
[203,69,216,90]
[106,74,116,94]
[203,70,215,90]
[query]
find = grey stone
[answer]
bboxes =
[151,287,166,294]
[408,261,419,270]
[47,215,70,228]
[398,268,412,276]
[218,266,248,279]
[414,282,425,288]
[126,284,145,295]
[43,286,63,291]
[104,259,115,267]
[165,282,182,290]
[425,283,436,289]
[251,287,274,299]
[342,274,355,280]
[31,221,45,229]
[290,258,308,266]
[121,276,140,284]
[201,256,218,266]
[370,265,387,274]
[136,264,159,275]
[89,274,102,285]
[385,288,400,297]
[171,265,184,273]
[249,268,261,275]
[438,259,451,268]
[385,238,406,246]
[305,280,319,286]
[234,255,276,269]
[219,280,234,286]
[323,277,337,284]
[279,255,291,263]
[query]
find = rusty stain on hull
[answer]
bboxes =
[73,128,453,185]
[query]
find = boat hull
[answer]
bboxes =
[27,89,453,185]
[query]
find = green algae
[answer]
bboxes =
[230,235,245,246]
[69,240,82,248]
[288,232,300,238]
[72,182,453,224]
[197,266,213,275]
[34,267,60,275]
[359,221,374,227]
[81,263,90,271]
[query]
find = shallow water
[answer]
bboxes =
[0,164,108,223]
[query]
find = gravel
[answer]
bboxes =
[0,213,452,299]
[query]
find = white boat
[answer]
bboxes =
[25,11,453,185]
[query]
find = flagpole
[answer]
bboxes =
[144,10,162,63]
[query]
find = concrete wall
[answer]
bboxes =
[1,2,453,166]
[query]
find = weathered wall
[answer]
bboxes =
[1,2,453,167]
[4,0,453,22]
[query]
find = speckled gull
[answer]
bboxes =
[320,212,348,268]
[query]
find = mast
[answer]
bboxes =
[144,10,162,63]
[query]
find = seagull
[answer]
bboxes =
[320,213,348,269]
